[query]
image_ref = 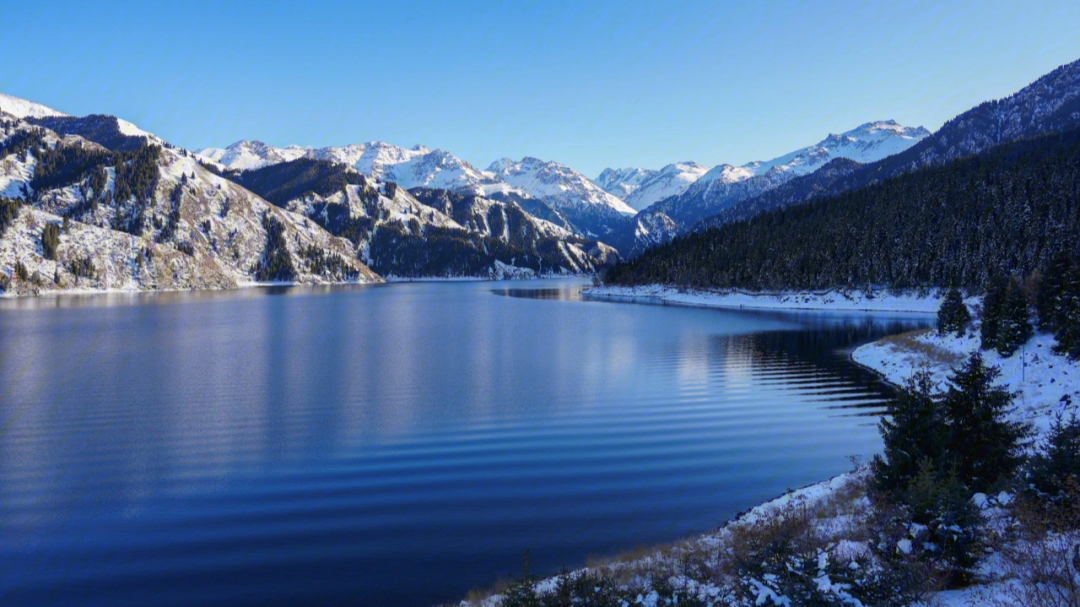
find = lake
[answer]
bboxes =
[0,279,933,606]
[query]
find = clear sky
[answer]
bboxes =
[2,0,1079,177]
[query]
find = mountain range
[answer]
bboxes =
[3,56,1080,296]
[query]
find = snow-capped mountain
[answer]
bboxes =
[596,162,711,211]
[689,120,929,195]
[488,157,636,215]
[280,176,617,277]
[486,156,636,238]
[197,140,308,170]
[594,167,652,201]
[604,210,681,260]
[0,107,380,296]
[198,140,517,198]
[646,120,929,228]
[901,57,1080,167]
[0,93,67,119]
[223,155,620,277]
[200,141,643,240]
[695,57,1080,233]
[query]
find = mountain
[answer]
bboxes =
[197,140,308,170]
[604,211,682,260]
[224,157,618,278]
[486,157,636,239]
[594,167,652,202]
[607,126,1080,292]
[645,120,930,229]
[595,162,711,211]
[0,93,67,119]
[0,100,381,296]
[198,140,516,197]
[696,57,1080,232]
[200,142,636,241]
[26,114,166,152]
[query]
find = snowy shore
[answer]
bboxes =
[463,285,1079,607]
[852,328,1077,437]
[583,284,948,313]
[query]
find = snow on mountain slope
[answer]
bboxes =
[594,167,653,201]
[646,120,929,228]
[901,56,1080,167]
[691,120,929,194]
[747,120,930,177]
[283,180,617,277]
[594,163,712,211]
[200,140,517,197]
[409,187,576,242]
[0,93,67,119]
[196,140,308,171]
[0,205,236,295]
[487,157,637,216]
[1,118,380,295]
[622,162,710,211]
[373,147,515,196]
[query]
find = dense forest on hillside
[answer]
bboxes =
[27,115,149,152]
[226,158,367,206]
[608,128,1080,291]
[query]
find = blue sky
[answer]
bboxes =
[2,0,1079,176]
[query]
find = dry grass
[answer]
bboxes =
[878,328,966,367]
[462,576,512,605]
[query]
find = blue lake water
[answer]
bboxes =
[0,279,933,606]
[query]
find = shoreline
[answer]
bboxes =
[463,284,1079,606]
[582,284,950,313]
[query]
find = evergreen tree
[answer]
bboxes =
[940,351,1030,491]
[1025,410,1080,502]
[41,222,61,260]
[936,288,971,335]
[1052,263,1080,358]
[980,277,1007,351]
[872,371,949,499]
[993,281,1033,357]
[1035,251,1072,332]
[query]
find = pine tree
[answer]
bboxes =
[1035,251,1072,332]
[1053,263,1080,359]
[41,222,61,260]
[1025,410,1080,501]
[980,277,1008,351]
[937,287,971,335]
[940,351,1030,491]
[994,281,1033,357]
[872,371,948,499]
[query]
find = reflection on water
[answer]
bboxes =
[491,286,586,301]
[0,279,933,606]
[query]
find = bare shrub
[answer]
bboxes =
[986,484,1080,607]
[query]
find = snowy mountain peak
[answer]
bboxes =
[595,162,711,211]
[0,93,68,119]
[487,157,637,216]
[689,119,929,194]
[196,140,309,170]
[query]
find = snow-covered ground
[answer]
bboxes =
[853,328,1077,438]
[584,284,949,313]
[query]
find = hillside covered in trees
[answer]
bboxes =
[607,128,1080,292]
